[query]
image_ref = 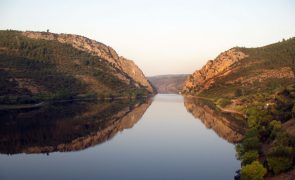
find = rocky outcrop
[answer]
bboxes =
[182,38,295,96]
[182,48,247,94]
[22,31,153,93]
[184,97,246,143]
[148,74,189,94]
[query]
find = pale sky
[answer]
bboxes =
[1,0,295,76]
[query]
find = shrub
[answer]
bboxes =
[266,145,294,174]
[245,127,259,139]
[268,120,283,141]
[267,156,293,174]
[242,137,261,152]
[241,151,259,165]
[236,144,244,159]
[269,120,282,131]
[241,161,267,180]
[267,145,293,157]
[216,98,231,108]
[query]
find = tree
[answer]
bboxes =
[267,156,293,175]
[241,151,259,165]
[266,145,294,174]
[241,161,267,180]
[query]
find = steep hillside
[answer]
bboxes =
[148,74,188,94]
[182,38,295,98]
[182,38,295,179]
[0,30,154,104]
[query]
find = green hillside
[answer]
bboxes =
[0,30,150,104]
[200,38,295,98]
[183,38,295,178]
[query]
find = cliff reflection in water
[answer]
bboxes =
[0,99,152,154]
[184,97,246,143]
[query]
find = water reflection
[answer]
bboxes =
[184,97,246,143]
[0,99,152,154]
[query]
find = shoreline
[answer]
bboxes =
[0,94,155,110]
[182,94,246,117]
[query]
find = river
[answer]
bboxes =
[0,94,243,180]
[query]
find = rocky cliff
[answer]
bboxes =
[22,31,153,92]
[0,30,154,104]
[183,38,295,97]
[183,49,247,94]
[148,74,189,94]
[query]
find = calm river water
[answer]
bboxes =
[0,94,243,180]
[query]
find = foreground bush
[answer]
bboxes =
[241,161,267,180]
[241,151,259,165]
[267,156,293,175]
[266,145,294,174]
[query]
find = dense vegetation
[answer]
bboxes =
[0,30,150,104]
[183,38,295,179]
[235,84,295,179]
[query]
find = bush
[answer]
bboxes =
[246,107,272,128]
[268,120,283,141]
[245,127,259,139]
[267,156,293,174]
[241,161,267,180]
[236,144,244,159]
[275,132,291,146]
[242,137,261,152]
[216,98,231,108]
[269,120,282,131]
[267,145,293,157]
[266,145,294,174]
[241,151,259,165]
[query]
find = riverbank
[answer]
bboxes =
[0,94,155,110]
[182,95,246,117]
[183,85,295,179]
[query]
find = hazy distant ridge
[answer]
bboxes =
[148,74,189,94]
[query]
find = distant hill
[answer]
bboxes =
[0,30,154,104]
[182,38,295,98]
[149,74,189,94]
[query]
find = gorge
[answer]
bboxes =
[1,29,295,180]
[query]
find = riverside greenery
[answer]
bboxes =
[236,84,295,179]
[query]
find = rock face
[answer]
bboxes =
[148,74,189,94]
[182,38,295,97]
[183,48,247,94]
[184,97,246,143]
[22,31,153,93]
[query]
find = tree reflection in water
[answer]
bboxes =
[0,99,152,154]
[184,97,246,143]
